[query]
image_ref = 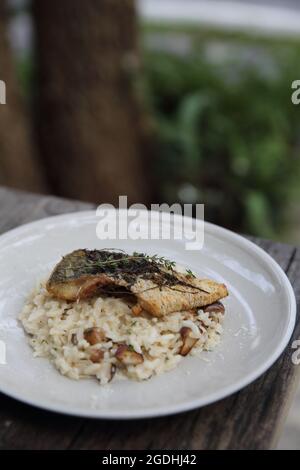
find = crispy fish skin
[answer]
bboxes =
[46,249,228,317]
[47,250,130,301]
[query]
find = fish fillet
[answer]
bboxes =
[46,249,228,317]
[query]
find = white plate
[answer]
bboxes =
[0,210,296,419]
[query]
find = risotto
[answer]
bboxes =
[19,283,224,384]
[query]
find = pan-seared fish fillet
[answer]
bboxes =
[46,249,228,317]
[130,276,227,317]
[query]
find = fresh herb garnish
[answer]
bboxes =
[52,249,210,294]
[186,269,196,278]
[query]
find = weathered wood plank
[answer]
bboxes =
[0,186,94,234]
[0,187,298,450]
[271,248,300,447]
[0,187,92,450]
[0,394,83,450]
[246,235,295,271]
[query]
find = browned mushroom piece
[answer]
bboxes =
[203,301,225,315]
[90,349,105,363]
[115,344,144,365]
[131,304,143,316]
[84,327,105,345]
[179,327,198,356]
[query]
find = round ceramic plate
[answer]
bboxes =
[0,210,296,419]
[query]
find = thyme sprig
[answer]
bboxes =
[84,251,177,273]
[132,252,176,271]
[186,268,196,278]
[61,249,210,295]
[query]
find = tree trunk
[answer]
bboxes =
[0,3,45,193]
[33,0,151,205]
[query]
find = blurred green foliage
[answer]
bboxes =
[15,21,300,238]
[142,29,300,238]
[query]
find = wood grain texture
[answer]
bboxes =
[0,187,299,450]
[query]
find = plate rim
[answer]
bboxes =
[0,210,296,419]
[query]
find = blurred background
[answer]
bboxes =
[1,0,300,448]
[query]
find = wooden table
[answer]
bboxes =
[0,186,299,450]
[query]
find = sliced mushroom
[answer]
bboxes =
[203,301,225,315]
[179,327,198,356]
[115,344,144,366]
[131,304,143,316]
[84,327,105,345]
[90,349,104,363]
